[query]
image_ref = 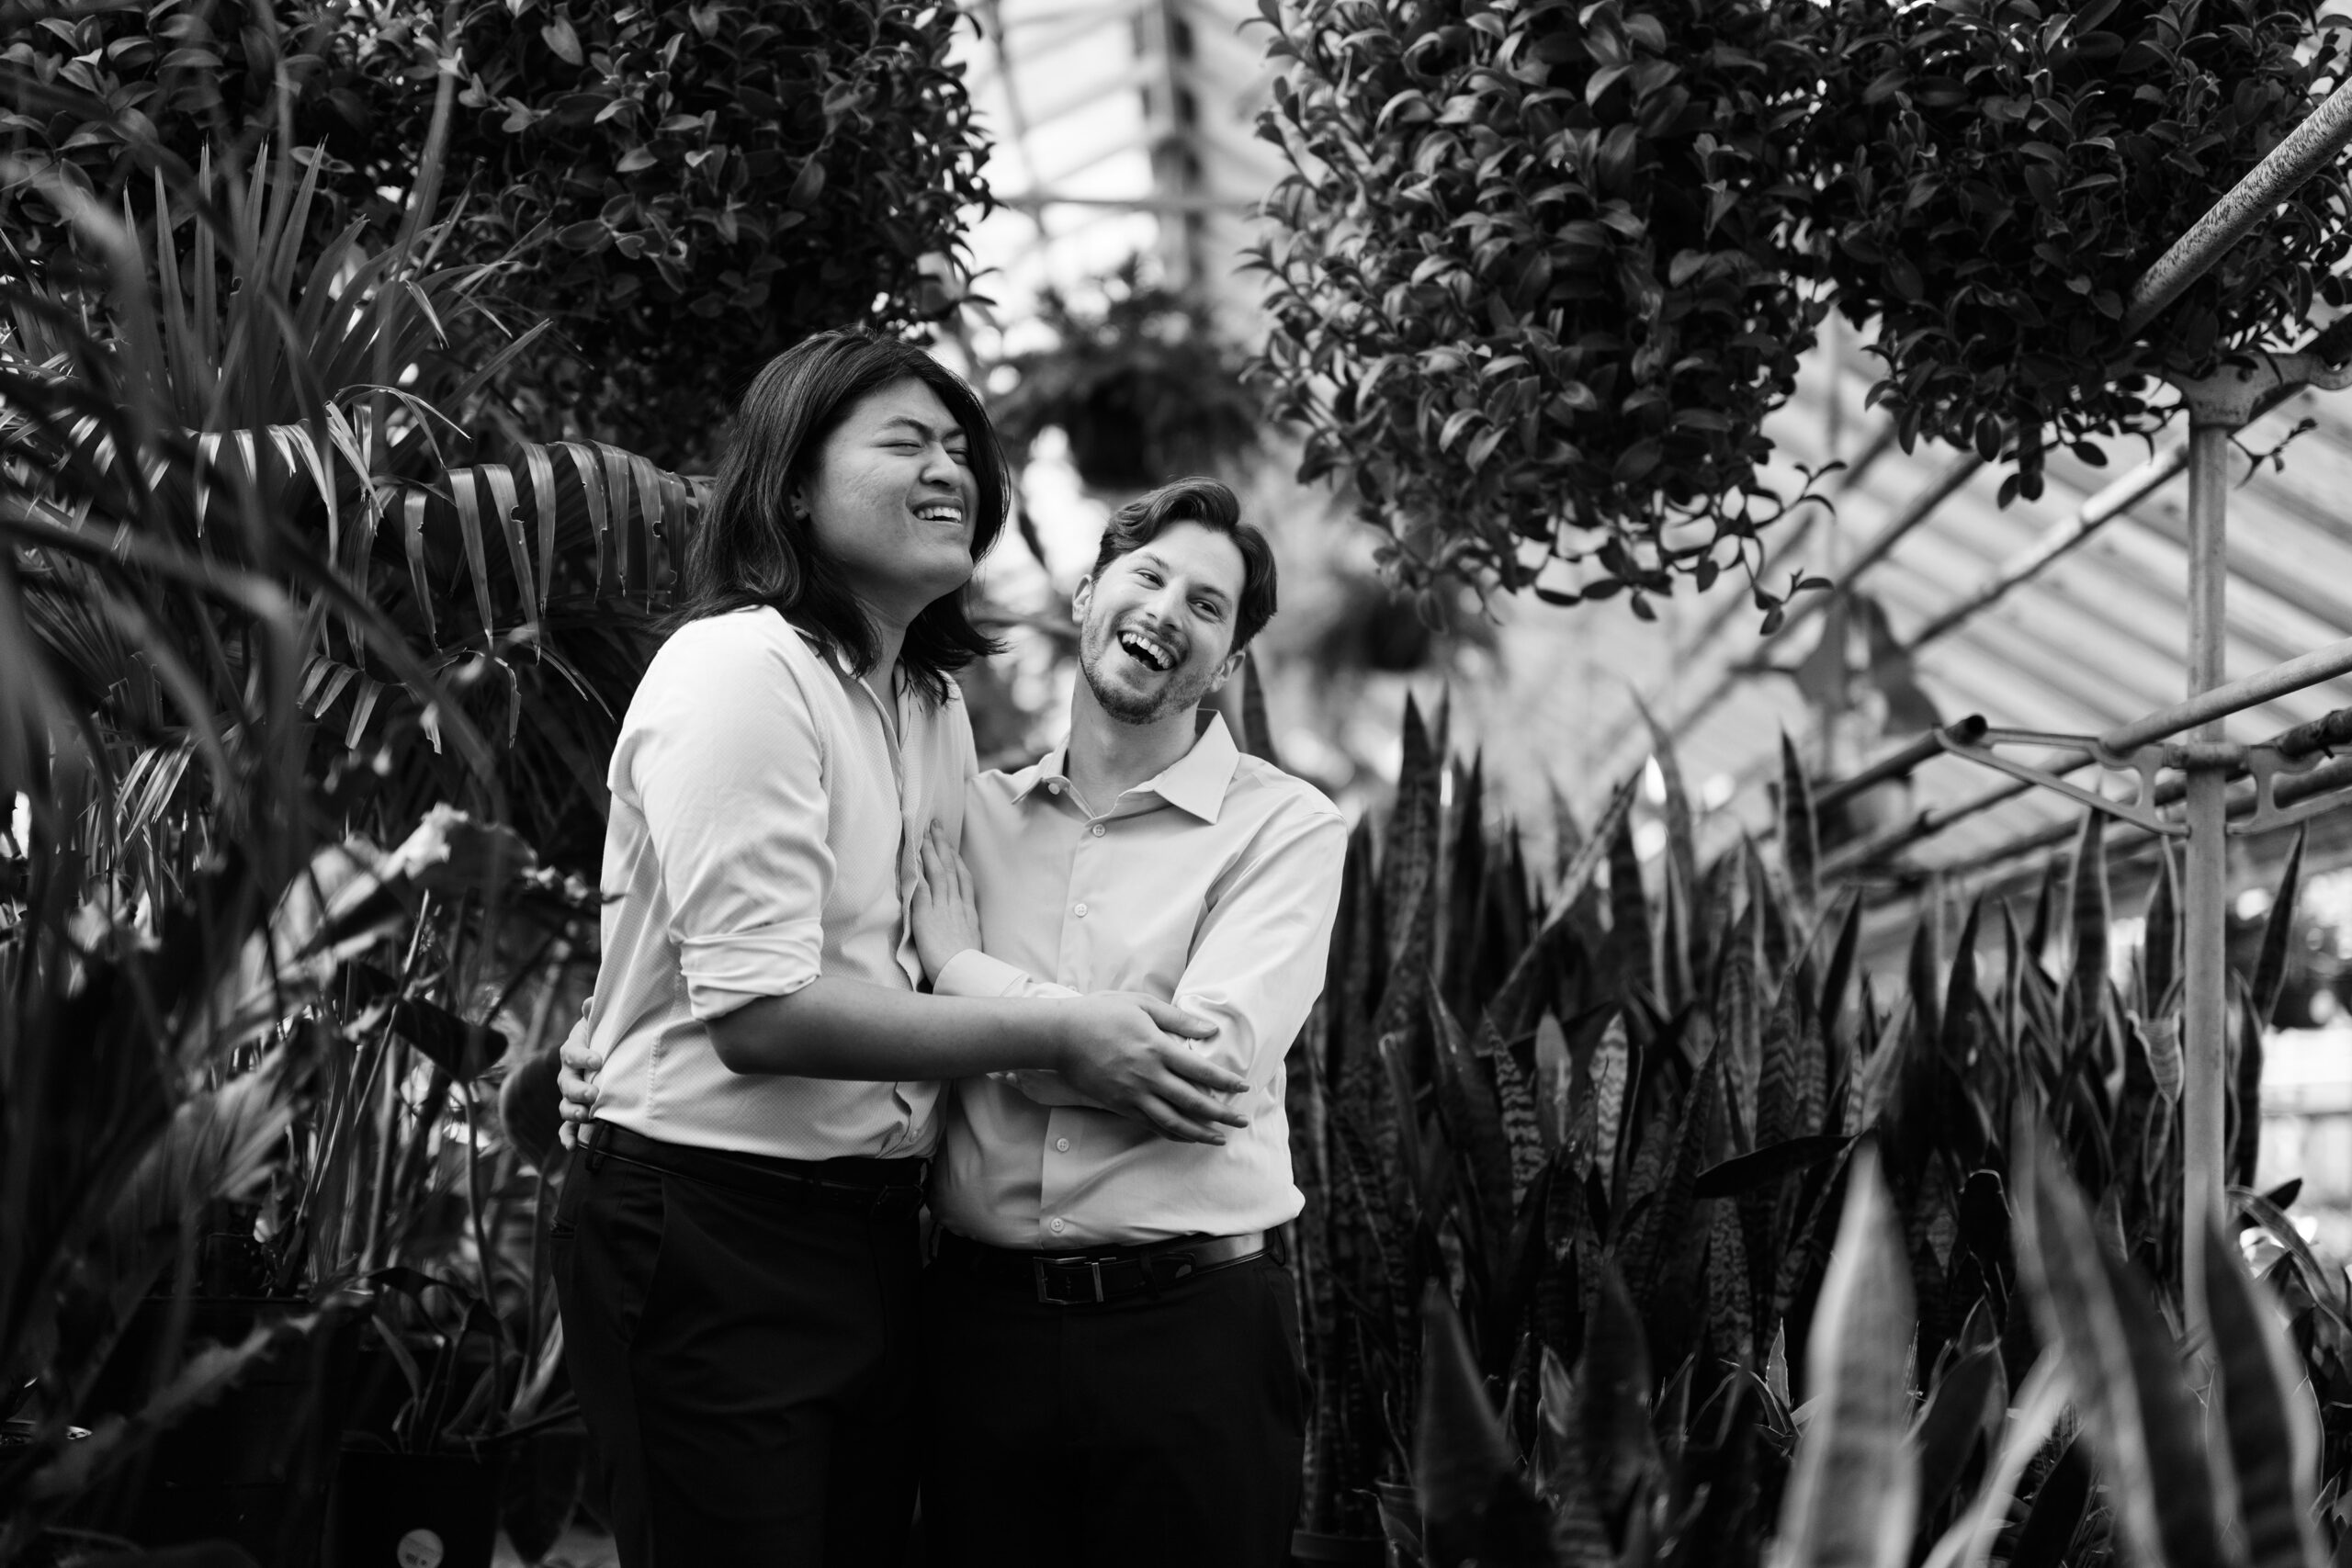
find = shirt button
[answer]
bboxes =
[1074,902,1089,918]
[1046,782,1061,795]
[1050,1217,1068,1235]
[1090,823,1105,838]
[1055,1137,1071,1153]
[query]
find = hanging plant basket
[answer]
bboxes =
[989,262,1261,495]
[1804,0,2352,501]
[1249,0,1833,618]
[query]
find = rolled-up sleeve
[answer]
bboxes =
[622,619,832,1021]
[1175,806,1349,1085]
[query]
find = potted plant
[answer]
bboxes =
[1249,0,1834,622]
[1803,0,2352,498]
[988,259,1261,496]
[332,1257,576,1568]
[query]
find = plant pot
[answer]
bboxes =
[328,1447,510,1568]
[77,1296,361,1568]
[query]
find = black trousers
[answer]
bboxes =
[918,1249,1306,1568]
[549,1127,926,1567]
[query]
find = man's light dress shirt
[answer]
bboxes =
[931,714,1348,1247]
[584,605,971,1160]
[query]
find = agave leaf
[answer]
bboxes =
[2252,828,2307,1025]
[1769,1145,1917,1568]
[2201,1214,2327,1568]
[2013,1112,2230,1568]
[1779,729,1818,915]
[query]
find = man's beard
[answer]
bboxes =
[1078,619,1216,726]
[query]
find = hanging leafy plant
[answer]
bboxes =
[1805,0,2352,503]
[1247,0,1833,619]
[987,259,1260,494]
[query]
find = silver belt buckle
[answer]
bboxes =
[1034,1255,1106,1306]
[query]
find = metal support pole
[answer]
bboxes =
[2180,418,2233,1361]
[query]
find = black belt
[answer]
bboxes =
[575,1121,927,1213]
[933,1227,1268,1306]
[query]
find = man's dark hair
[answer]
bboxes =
[1088,478,1277,653]
[673,330,1009,703]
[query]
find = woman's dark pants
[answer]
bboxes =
[550,1122,926,1567]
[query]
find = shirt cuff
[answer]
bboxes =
[678,925,822,1021]
[933,949,1032,999]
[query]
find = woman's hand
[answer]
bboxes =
[555,998,603,1149]
[1055,993,1247,1145]
[911,821,984,983]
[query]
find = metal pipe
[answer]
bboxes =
[1815,716,1987,811]
[2121,77,2352,338]
[2181,420,2233,1360]
[2097,633,2352,754]
[1905,444,2188,654]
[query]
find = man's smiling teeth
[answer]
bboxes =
[1118,628,1177,671]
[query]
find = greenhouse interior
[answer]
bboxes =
[6,0,2352,1563]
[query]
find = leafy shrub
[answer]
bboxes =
[380,0,989,463]
[2,0,991,467]
[1804,0,2352,503]
[1249,0,1831,615]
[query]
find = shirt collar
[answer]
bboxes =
[1012,712,1242,823]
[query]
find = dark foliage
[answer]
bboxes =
[1249,0,1832,617]
[1,0,992,468]
[1804,0,2352,503]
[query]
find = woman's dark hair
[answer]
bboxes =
[673,330,1009,703]
[1089,477,1278,652]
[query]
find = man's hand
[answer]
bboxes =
[1056,992,1247,1145]
[911,822,983,983]
[556,998,603,1149]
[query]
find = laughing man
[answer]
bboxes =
[909,477,1346,1568]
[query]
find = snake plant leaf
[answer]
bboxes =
[1716,905,1764,1140]
[1385,694,1444,964]
[2202,1213,2328,1568]
[1415,1280,1518,1532]
[1487,1016,1549,1209]
[1911,1343,2004,1526]
[2143,845,2180,1022]
[2235,983,2267,1190]
[1237,650,1280,766]
[2252,826,2308,1025]
[1778,730,1818,916]
[1818,892,1863,1046]
[2014,1111,2231,1568]
[1604,806,1655,1002]
[1541,1347,1619,1565]
[2008,1437,2093,1568]
[1696,1135,1856,1201]
[1430,995,1515,1255]
[1770,1145,1916,1568]
[1577,1262,1660,1524]
[1705,1188,1758,1366]
[2066,808,2110,1036]
[2231,1190,2352,1343]
[2025,853,2061,978]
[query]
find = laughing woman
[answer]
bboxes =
[548,332,1247,1567]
